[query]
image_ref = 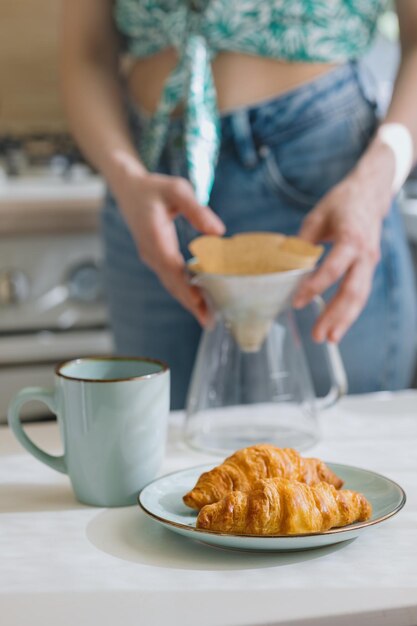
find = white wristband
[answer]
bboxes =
[376,123,414,193]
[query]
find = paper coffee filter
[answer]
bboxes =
[188,233,323,275]
[190,265,313,352]
[188,233,323,352]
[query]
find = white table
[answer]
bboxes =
[1,392,417,626]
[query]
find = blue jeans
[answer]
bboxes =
[101,62,417,409]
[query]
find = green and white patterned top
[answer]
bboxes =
[114,0,386,204]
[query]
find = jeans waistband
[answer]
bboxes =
[222,60,377,169]
[127,59,377,171]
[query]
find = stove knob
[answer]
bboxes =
[49,155,70,177]
[0,270,30,306]
[68,163,92,182]
[67,262,103,303]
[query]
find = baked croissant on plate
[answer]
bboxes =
[196,477,372,535]
[183,444,344,510]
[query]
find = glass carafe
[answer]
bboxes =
[184,269,347,455]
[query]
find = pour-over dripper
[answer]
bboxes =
[190,264,311,352]
[185,264,347,455]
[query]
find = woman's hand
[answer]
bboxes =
[293,140,396,343]
[116,169,225,326]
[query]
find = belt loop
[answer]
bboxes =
[352,59,382,116]
[230,108,259,169]
[167,121,186,177]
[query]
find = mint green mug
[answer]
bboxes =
[7,357,170,507]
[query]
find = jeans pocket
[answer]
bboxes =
[259,145,318,209]
[350,65,380,144]
[259,101,376,211]
[259,144,318,208]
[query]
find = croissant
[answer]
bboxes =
[183,444,344,510]
[196,477,372,535]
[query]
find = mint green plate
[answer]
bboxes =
[138,463,406,552]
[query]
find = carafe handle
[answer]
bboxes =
[313,296,348,410]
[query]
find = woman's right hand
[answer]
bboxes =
[115,170,225,326]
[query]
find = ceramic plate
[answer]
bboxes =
[138,463,406,552]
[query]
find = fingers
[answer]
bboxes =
[312,258,375,343]
[293,242,358,309]
[159,265,210,327]
[293,236,378,343]
[294,176,383,342]
[126,174,220,324]
[298,208,326,243]
[141,207,209,325]
[155,249,210,327]
[165,177,225,235]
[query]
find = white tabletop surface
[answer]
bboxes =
[1,391,417,626]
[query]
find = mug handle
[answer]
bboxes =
[8,387,67,474]
[312,296,348,410]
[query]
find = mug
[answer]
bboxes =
[7,356,170,506]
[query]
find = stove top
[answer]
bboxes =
[0,133,105,233]
[0,133,91,178]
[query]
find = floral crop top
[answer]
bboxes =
[115,0,386,204]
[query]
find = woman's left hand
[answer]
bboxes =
[293,140,395,343]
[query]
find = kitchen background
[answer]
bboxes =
[0,0,111,421]
[0,1,416,422]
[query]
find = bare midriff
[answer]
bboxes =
[125,49,339,116]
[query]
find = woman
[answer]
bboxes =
[61,2,417,409]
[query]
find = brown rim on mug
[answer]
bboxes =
[55,356,169,383]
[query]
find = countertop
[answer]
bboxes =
[0,175,105,236]
[1,391,417,626]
